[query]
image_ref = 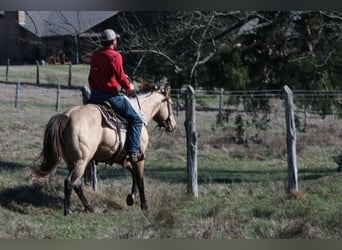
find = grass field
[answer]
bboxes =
[0,66,342,238]
[0,64,89,88]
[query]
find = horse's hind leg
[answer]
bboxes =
[64,177,73,215]
[64,165,93,215]
[73,180,94,213]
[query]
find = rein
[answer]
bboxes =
[134,95,142,110]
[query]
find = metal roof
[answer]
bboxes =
[22,11,118,37]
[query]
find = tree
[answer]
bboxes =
[202,11,342,91]
[111,11,256,87]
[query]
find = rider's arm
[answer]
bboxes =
[110,52,132,92]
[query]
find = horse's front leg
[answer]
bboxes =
[126,170,138,206]
[135,160,148,210]
[125,160,139,206]
[125,160,148,210]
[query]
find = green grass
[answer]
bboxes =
[1,170,341,239]
[0,65,89,88]
[0,156,341,239]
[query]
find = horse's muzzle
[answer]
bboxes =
[165,121,176,132]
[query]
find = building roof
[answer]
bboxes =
[23,11,118,37]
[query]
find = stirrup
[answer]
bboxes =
[129,152,144,163]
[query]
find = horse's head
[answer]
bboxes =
[153,85,177,132]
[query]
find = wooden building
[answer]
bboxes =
[0,11,119,65]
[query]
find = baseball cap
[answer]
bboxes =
[100,29,120,41]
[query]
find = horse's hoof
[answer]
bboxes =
[141,203,148,211]
[64,209,72,216]
[85,205,94,213]
[126,194,134,206]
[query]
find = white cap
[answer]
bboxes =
[100,29,120,41]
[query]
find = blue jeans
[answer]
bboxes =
[89,89,142,153]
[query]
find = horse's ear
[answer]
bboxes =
[140,79,150,90]
[164,84,171,97]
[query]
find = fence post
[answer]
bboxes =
[185,85,198,197]
[6,58,10,82]
[176,89,181,116]
[219,88,223,118]
[56,84,60,112]
[36,61,40,85]
[304,100,308,130]
[68,64,72,87]
[283,85,298,192]
[15,81,20,108]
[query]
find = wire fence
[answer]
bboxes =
[1,82,341,185]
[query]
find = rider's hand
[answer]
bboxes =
[127,89,136,97]
[126,83,136,96]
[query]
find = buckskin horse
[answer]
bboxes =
[33,83,176,215]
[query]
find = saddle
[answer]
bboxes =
[81,86,128,131]
[87,99,128,132]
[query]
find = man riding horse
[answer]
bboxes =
[88,29,143,163]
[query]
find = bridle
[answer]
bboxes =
[132,85,174,131]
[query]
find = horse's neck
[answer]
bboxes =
[135,92,163,124]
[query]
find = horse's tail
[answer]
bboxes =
[33,114,69,178]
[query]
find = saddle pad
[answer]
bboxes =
[89,102,127,131]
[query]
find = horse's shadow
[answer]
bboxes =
[0,184,63,214]
[0,161,124,214]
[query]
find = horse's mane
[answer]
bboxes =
[136,80,162,95]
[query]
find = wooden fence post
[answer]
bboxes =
[283,85,298,192]
[6,58,10,82]
[36,61,40,85]
[56,84,60,112]
[15,81,20,108]
[185,85,198,197]
[219,88,223,119]
[68,64,72,87]
[176,89,181,116]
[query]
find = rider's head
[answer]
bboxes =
[100,29,120,48]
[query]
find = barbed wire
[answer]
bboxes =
[1,82,341,183]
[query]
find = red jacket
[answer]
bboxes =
[88,47,131,94]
